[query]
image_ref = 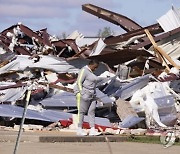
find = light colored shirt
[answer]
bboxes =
[73,65,98,101]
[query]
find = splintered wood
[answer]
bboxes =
[144,29,180,70]
[116,99,138,121]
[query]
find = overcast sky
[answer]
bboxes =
[0,0,179,37]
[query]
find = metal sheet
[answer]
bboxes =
[0,104,112,128]
[39,92,76,108]
[154,95,177,118]
[40,89,113,108]
[0,104,23,117]
[0,52,15,64]
[103,78,123,96]
[0,104,71,122]
[170,80,180,93]
[133,26,180,49]
[120,115,144,128]
[0,87,27,102]
[114,74,150,99]
[96,88,114,106]
[36,109,72,122]
[0,55,79,75]
[157,6,180,32]
[86,116,112,127]
[160,114,177,126]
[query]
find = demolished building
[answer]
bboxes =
[0,4,180,137]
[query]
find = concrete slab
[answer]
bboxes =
[0,130,128,143]
[39,135,128,142]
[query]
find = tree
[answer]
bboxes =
[61,32,67,39]
[97,27,115,38]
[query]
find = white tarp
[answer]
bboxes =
[130,82,177,127]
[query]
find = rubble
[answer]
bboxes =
[0,3,180,141]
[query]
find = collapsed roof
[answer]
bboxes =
[0,3,179,133]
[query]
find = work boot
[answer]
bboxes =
[76,127,87,136]
[89,127,101,136]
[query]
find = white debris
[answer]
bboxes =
[66,30,84,44]
[169,67,179,75]
[158,72,168,80]
[49,35,59,42]
[45,72,58,83]
[27,104,43,112]
[157,6,180,32]
[0,47,6,54]
[130,82,177,128]
[6,32,14,38]
[89,38,106,56]
[0,55,79,75]
[99,71,116,78]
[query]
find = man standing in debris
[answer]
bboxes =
[74,59,101,136]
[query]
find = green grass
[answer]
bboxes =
[126,135,180,146]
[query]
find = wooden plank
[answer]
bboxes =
[116,99,138,121]
[144,29,180,70]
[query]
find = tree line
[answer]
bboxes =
[60,27,115,39]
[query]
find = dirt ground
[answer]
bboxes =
[0,142,179,154]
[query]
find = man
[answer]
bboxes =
[73,59,101,136]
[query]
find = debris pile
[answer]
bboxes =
[0,4,180,137]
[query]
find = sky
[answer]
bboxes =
[0,0,180,37]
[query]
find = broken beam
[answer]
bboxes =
[82,4,142,32]
[144,29,180,70]
[104,23,163,45]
